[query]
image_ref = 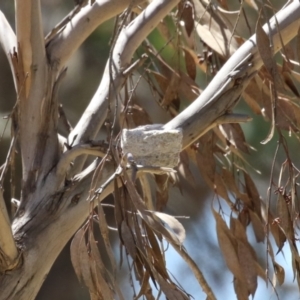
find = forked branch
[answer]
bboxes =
[46,0,145,71]
[163,0,300,148]
[68,0,180,172]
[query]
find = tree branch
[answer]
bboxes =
[3,160,116,300]
[46,0,145,71]
[0,10,17,90]
[56,141,108,178]
[15,0,50,186]
[163,1,300,148]
[68,0,180,172]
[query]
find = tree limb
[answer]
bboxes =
[46,0,146,71]
[68,0,180,173]
[15,0,50,187]
[1,160,115,300]
[163,0,300,149]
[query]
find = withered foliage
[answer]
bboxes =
[70,1,300,299]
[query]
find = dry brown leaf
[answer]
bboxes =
[89,233,115,300]
[297,26,300,63]
[278,97,300,131]
[231,217,258,261]
[178,70,202,101]
[179,0,194,37]
[258,85,300,131]
[256,19,282,87]
[220,168,251,206]
[70,227,86,284]
[274,262,285,286]
[146,245,169,280]
[181,46,207,72]
[196,133,216,184]
[243,171,262,219]
[144,223,168,278]
[269,219,286,253]
[183,47,196,80]
[214,173,232,206]
[256,19,282,94]
[161,73,180,109]
[120,104,151,129]
[155,272,189,300]
[133,216,149,261]
[249,210,265,243]
[255,261,267,282]
[244,79,263,115]
[155,174,169,211]
[234,277,249,300]
[178,150,196,187]
[256,21,273,75]
[221,168,251,209]
[124,171,182,246]
[282,67,300,97]
[71,228,98,296]
[134,271,154,300]
[219,123,249,153]
[213,210,245,282]
[230,217,247,242]
[150,68,201,103]
[121,221,137,259]
[153,212,186,244]
[238,209,250,227]
[237,240,258,296]
[277,193,294,241]
[152,70,169,94]
[98,203,117,273]
[147,50,201,102]
[220,168,239,195]
[194,1,239,56]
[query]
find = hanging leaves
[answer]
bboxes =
[213,210,245,282]
[70,228,116,300]
[219,123,249,153]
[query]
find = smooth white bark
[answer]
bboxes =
[0,11,17,90]
[47,0,146,71]
[163,0,300,148]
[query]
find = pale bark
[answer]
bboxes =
[0,9,19,268]
[68,0,181,173]
[163,0,300,148]
[46,0,146,71]
[0,0,182,299]
[0,11,17,89]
